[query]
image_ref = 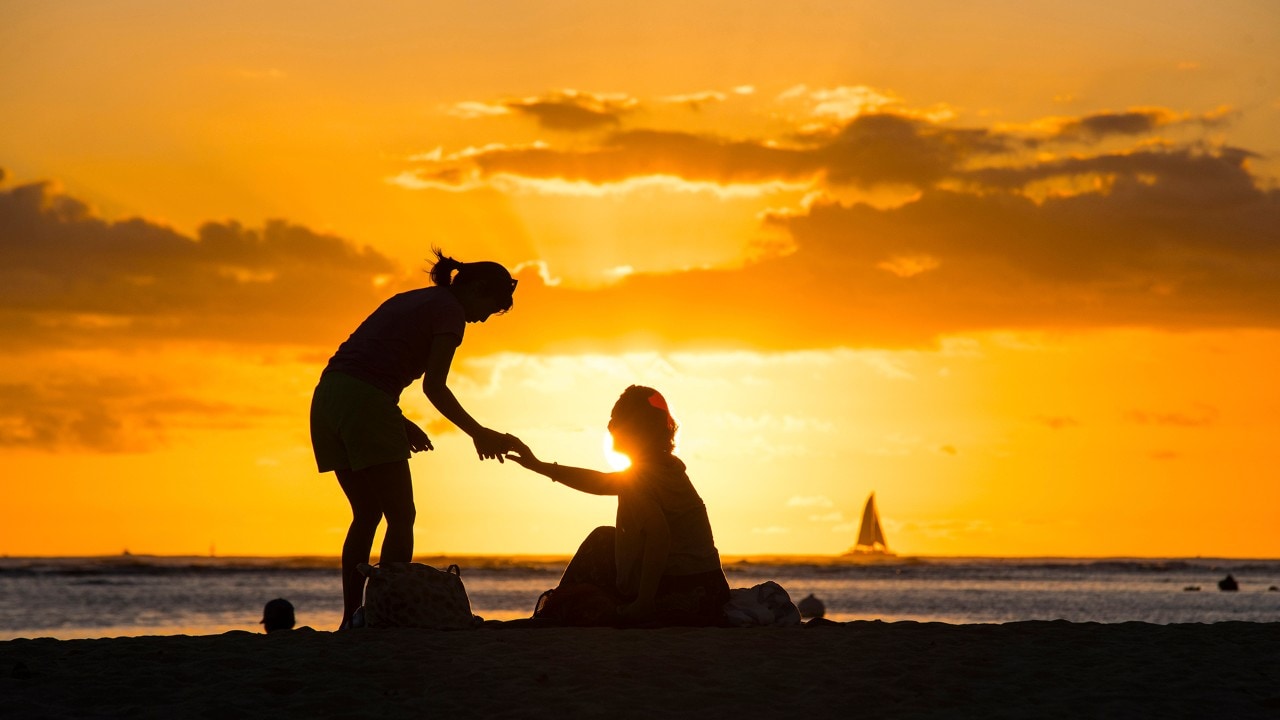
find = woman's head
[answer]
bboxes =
[609,385,678,458]
[428,248,517,321]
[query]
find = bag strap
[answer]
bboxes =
[447,564,461,576]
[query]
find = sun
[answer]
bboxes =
[603,431,631,471]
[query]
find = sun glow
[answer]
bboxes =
[603,431,631,471]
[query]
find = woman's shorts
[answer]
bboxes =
[310,371,410,473]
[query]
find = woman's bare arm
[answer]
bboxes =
[422,334,508,460]
[504,436,626,495]
[421,334,482,435]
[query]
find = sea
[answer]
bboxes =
[1,555,1277,640]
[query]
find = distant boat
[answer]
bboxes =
[846,492,893,556]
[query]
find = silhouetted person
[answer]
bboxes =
[261,598,295,633]
[311,248,518,630]
[797,593,826,619]
[506,386,730,626]
[1218,574,1239,591]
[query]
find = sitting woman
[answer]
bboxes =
[505,385,730,626]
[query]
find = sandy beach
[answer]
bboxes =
[3,620,1278,719]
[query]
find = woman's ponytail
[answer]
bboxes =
[428,247,464,287]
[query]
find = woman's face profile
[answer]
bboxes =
[607,414,636,456]
[458,287,506,323]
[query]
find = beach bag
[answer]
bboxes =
[357,562,478,630]
[722,580,803,627]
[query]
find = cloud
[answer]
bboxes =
[485,143,1280,351]
[777,84,897,118]
[877,254,940,278]
[0,181,404,349]
[0,378,268,452]
[659,90,729,110]
[404,129,816,187]
[958,146,1261,201]
[409,97,1238,206]
[448,101,511,120]
[1065,109,1173,139]
[399,112,1006,194]
[453,90,638,131]
[1125,405,1219,427]
[1045,108,1185,141]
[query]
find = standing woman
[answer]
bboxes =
[310,248,517,629]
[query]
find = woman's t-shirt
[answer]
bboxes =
[614,454,723,592]
[323,287,466,398]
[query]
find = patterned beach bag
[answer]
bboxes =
[357,561,479,630]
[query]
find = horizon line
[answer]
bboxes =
[3,552,1277,562]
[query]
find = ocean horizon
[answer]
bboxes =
[2,553,1277,640]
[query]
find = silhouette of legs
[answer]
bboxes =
[559,526,618,589]
[336,459,416,629]
[549,525,729,626]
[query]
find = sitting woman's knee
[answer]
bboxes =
[585,526,615,543]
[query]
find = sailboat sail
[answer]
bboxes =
[851,492,891,555]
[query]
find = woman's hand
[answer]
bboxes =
[503,434,541,469]
[403,418,434,453]
[472,427,512,463]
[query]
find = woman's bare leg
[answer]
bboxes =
[336,460,414,629]
[371,461,416,564]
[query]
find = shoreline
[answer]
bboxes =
[4,621,1278,718]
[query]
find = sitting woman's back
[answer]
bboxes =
[615,453,722,596]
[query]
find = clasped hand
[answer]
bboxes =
[473,427,516,463]
[501,434,539,469]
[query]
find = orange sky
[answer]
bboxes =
[2,0,1279,558]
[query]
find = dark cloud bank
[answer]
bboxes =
[408,104,1280,351]
[0,180,397,350]
[2,103,1278,356]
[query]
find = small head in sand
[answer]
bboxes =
[607,385,678,461]
[261,598,296,633]
[797,593,826,619]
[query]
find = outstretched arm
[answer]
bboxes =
[505,436,626,496]
[422,334,509,461]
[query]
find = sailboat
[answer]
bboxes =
[847,492,893,556]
